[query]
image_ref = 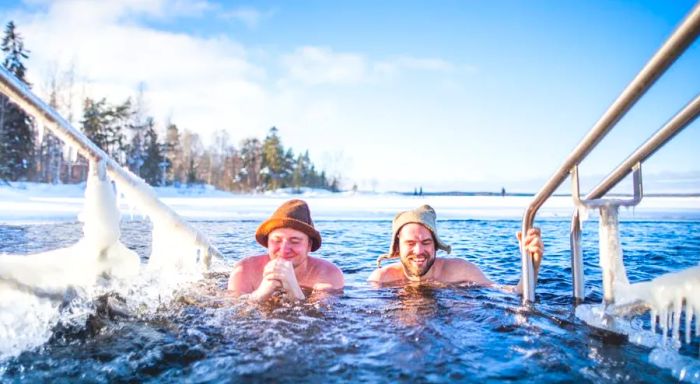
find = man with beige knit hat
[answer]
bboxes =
[368,205,543,294]
[228,199,344,302]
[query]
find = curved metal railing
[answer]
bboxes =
[569,94,700,300]
[520,2,700,303]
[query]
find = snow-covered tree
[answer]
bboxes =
[0,21,35,181]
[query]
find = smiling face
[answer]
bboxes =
[397,223,437,279]
[267,227,312,267]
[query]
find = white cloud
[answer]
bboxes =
[22,0,216,21]
[280,47,462,87]
[16,0,268,140]
[372,56,465,81]
[374,56,455,76]
[220,6,273,29]
[281,46,368,86]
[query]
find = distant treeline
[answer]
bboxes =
[401,191,535,197]
[0,21,339,192]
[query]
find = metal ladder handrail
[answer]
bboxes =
[519,2,700,303]
[569,94,700,300]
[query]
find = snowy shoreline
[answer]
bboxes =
[1,182,700,223]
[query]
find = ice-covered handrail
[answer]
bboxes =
[0,65,222,271]
[569,94,700,300]
[572,164,643,304]
[519,2,700,303]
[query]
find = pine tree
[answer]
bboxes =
[1,22,28,81]
[207,129,239,190]
[292,154,304,192]
[181,130,203,185]
[139,118,164,185]
[282,148,294,187]
[0,21,35,181]
[164,122,183,184]
[222,146,241,191]
[107,99,130,165]
[261,127,286,190]
[81,97,129,164]
[125,98,147,176]
[37,78,65,183]
[126,128,144,176]
[186,158,198,185]
[237,137,261,191]
[81,98,111,152]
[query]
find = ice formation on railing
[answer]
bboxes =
[616,265,700,345]
[0,160,140,297]
[578,205,698,352]
[598,204,630,303]
[0,160,140,361]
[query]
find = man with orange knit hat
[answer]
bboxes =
[228,199,344,302]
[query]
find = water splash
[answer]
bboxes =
[0,160,204,361]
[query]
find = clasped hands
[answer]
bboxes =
[251,258,305,301]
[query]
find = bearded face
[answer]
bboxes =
[396,223,437,279]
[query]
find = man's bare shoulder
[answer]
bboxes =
[368,263,404,283]
[436,257,492,285]
[308,256,341,271]
[438,257,475,269]
[228,254,268,294]
[307,256,344,289]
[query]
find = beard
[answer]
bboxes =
[400,251,436,278]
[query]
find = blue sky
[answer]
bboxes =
[1,0,698,192]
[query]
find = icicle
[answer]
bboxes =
[613,265,699,347]
[685,303,693,344]
[673,295,682,342]
[661,309,668,344]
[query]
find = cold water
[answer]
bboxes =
[0,217,699,383]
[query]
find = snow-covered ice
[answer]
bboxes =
[2,182,699,223]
